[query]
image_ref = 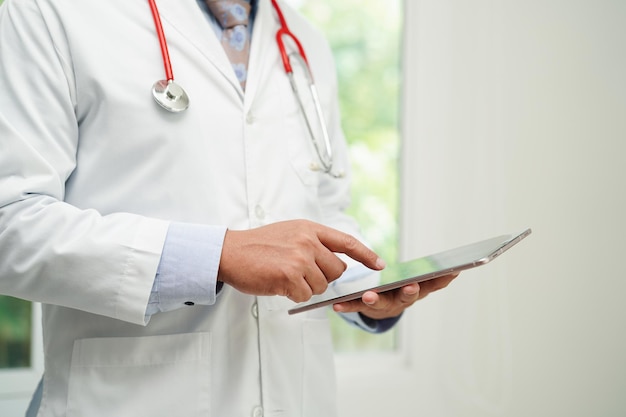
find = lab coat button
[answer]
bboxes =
[251,302,259,319]
[246,112,256,124]
[252,406,264,417]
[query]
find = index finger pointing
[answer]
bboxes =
[316,226,386,271]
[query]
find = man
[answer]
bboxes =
[0,0,455,416]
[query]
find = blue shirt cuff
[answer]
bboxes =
[146,222,227,317]
[339,311,402,333]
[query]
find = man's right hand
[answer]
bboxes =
[217,219,385,303]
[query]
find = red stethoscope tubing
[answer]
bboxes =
[148,0,310,83]
[148,0,174,82]
[271,0,310,75]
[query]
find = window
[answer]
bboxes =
[285,0,402,352]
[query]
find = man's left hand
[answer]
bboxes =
[332,273,459,320]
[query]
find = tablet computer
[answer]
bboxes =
[288,228,531,315]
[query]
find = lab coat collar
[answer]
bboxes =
[156,0,245,99]
[155,0,280,104]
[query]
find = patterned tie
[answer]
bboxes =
[206,0,252,90]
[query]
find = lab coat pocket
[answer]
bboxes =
[66,332,211,417]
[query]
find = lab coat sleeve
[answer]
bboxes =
[0,0,169,325]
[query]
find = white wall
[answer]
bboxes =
[338,0,626,416]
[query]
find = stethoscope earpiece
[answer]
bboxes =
[152,79,190,113]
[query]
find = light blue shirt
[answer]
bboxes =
[146,222,225,315]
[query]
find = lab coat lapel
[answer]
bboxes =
[156,0,243,98]
[245,0,281,107]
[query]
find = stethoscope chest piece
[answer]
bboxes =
[152,79,190,113]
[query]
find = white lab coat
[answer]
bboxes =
[0,0,361,416]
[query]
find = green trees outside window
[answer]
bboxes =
[0,297,31,368]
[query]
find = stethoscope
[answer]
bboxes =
[148,0,190,113]
[146,0,341,177]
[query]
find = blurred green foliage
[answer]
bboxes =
[291,0,402,352]
[0,296,31,368]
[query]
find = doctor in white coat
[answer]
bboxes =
[0,0,456,416]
